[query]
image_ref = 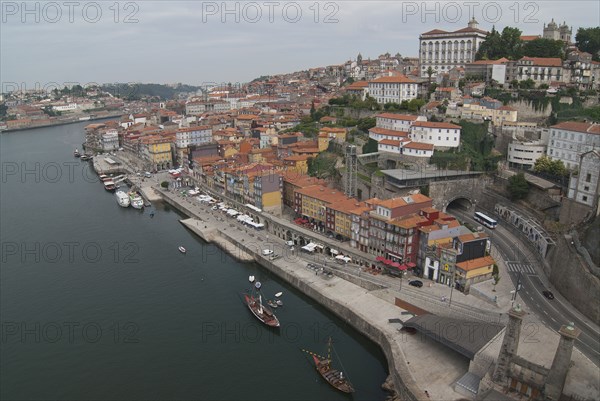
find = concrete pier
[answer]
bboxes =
[179,218,254,262]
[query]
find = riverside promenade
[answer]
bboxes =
[136,182,483,401]
[129,178,600,401]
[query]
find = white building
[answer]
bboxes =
[369,127,410,142]
[419,18,488,78]
[53,103,78,112]
[568,150,600,211]
[375,113,422,131]
[547,122,600,170]
[175,125,212,148]
[367,75,418,104]
[507,57,564,86]
[409,121,461,148]
[101,129,119,151]
[507,141,547,168]
[186,100,230,115]
[403,142,435,157]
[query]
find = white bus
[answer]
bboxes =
[474,212,497,229]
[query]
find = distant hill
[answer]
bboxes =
[101,83,201,101]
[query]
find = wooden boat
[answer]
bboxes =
[303,338,354,393]
[244,277,280,328]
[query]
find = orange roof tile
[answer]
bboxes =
[376,113,418,121]
[456,256,495,271]
[404,142,434,151]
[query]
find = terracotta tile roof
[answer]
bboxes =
[370,75,415,84]
[369,127,410,137]
[411,121,461,129]
[379,139,402,147]
[404,142,434,151]
[520,35,541,41]
[377,194,432,209]
[551,122,600,135]
[470,58,509,65]
[346,81,369,89]
[376,113,418,121]
[520,57,563,67]
[458,232,488,242]
[456,256,495,271]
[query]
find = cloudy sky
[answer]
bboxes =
[1,1,599,90]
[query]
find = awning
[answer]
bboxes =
[330,249,339,255]
[315,244,324,249]
[407,262,416,268]
[376,256,386,262]
[301,243,317,252]
[383,259,392,265]
[390,262,401,268]
[399,264,408,271]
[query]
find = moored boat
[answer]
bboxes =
[115,190,130,207]
[244,277,280,328]
[303,338,354,393]
[74,149,80,157]
[179,246,186,254]
[129,191,144,209]
[104,180,116,191]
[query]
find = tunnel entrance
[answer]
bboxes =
[446,197,473,212]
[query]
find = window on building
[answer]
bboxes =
[586,173,592,182]
[582,196,588,202]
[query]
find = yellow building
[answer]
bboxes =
[317,133,330,152]
[319,127,348,142]
[143,136,173,170]
[283,155,309,175]
[455,255,496,294]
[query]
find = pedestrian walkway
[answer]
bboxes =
[506,261,537,275]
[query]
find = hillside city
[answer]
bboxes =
[2,17,600,401]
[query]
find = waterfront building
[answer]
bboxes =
[141,135,174,171]
[101,129,119,151]
[282,174,325,208]
[419,18,488,78]
[547,121,600,170]
[318,127,348,142]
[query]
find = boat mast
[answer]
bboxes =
[327,337,332,368]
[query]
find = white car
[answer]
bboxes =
[262,249,274,256]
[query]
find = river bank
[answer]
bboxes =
[1,113,122,133]
[149,184,474,401]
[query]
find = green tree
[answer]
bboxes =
[518,79,536,89]
[492,273,501,292]
[576,27,600,61]
[160,181,169,189]
[476,26,523,60]
[362,138,378,154]
[356,117,376,132]
[507,173,529,200]
[522,38,564,58]
[426,67,435,83]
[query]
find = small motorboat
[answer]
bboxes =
[179,246,186,254]
[275,292,283,307]
[267,300,278,309]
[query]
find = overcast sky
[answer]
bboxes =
[1,1,599,90]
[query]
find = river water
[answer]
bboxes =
[0,121,388,400]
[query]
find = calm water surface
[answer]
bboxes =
[0,121,388,400]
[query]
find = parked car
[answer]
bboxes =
[408,280,423,288]
[542,290,554,300]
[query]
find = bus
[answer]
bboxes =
[474,212,497,229]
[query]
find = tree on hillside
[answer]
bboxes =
[533,155,568,176]
[508,173,529,200]
[476,27,523,60]
[522,38,564,58]
[362,138,378,154]
[576,27,600,61]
